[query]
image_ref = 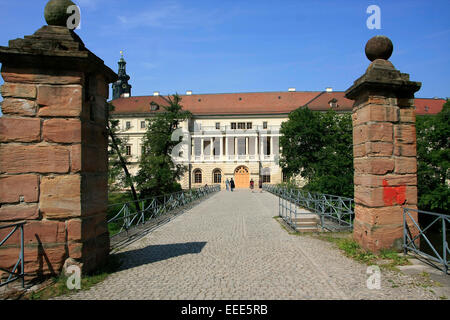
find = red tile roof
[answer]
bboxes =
[110,91,321,116]
[414,98,446,115]
[110,92,446,116]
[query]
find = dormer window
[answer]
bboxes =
[329,98,338,108]
[150,102,159,111]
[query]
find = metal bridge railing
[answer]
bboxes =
[107,185,221,240]
[403,208,449,274]
[0,222,25,288]
[263,184,354,232]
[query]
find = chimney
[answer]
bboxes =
[153,91,160,96]
[186,90,193,96]
[288,88,296,92]
[326,87,333,93]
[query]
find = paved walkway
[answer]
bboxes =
[57,190,439,300]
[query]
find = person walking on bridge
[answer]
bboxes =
[230,178,235,192]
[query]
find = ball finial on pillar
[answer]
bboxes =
[365,35,394,61]
[44,0,76,27]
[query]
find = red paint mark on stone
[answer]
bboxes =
[382,179,406,206]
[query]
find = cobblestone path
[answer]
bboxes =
[57,190,437,300]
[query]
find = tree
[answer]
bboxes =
[107,102,140,211]
[416,99,450,213]
[280,107,354,197]
[135,94,192,198]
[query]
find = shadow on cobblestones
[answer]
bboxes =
[115,242,207,271]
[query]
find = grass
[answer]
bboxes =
[26,255,122,300]
[273,216,411,271]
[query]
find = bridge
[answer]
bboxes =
[52,189,439,300]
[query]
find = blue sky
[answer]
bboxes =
[0,0,449,100]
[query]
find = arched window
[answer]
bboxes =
[213,169,222,184]
[194,169,202,184]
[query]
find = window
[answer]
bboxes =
[261,167,271,183]
[215,122,220,130]
[263,122,268,129]
[231,123,237,129]
[246,122,252,129]
[213,169,222,184]
[238,122,245,129]
[141,121,146,129]
[126,145,131,156]
[126,121,131,130]
[194,169,202,184]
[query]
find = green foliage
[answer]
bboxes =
[416,100,450,213]
[27,255,122,300]
[136,94,192,198]
[280,107,353,197]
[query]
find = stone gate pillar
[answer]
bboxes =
[345,36,421,252]
[0,2,117,279]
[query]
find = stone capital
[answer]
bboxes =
[345,59,421,102]
[0,25,117,83]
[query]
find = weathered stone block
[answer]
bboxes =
[394,124,416,144]
[37,85,82,117]
[394,143,417,157]
[0,220,66,245]
[354,174,417,187]
[1,66,84,85]
[353,123,393,145]
[354,158,394,175]
[40,175,81,219]
[43,118,81,143]
[0,244,67,277]
[354,104,398,125]
[399,108,416,123]
[0,117,41,142]
[70,144,82,173]
[1,83,37,99]
[355,205,404,226]
[0,145,69,174]
[395,157,417,174]
[0,174,39,203]
[1,98,36,116]
[0,204,39,221]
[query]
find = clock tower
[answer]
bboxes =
[112,51,132,99]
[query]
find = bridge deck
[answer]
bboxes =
[57,190,437,300]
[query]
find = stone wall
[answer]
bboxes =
[0,25,117,279]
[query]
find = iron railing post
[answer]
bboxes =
[20,224,24,288]
[443,216,447,275]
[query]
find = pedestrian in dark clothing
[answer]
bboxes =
[259,179,263,193]
[230,178,235,192]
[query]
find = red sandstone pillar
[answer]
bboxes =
[0,15,117,278]
[345,36,421,252]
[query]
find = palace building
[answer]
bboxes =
[109,55,446,189]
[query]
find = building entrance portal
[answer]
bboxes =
[234,166,250,189]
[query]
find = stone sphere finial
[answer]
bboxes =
[44,0,76,27]
[365,35,394,61]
